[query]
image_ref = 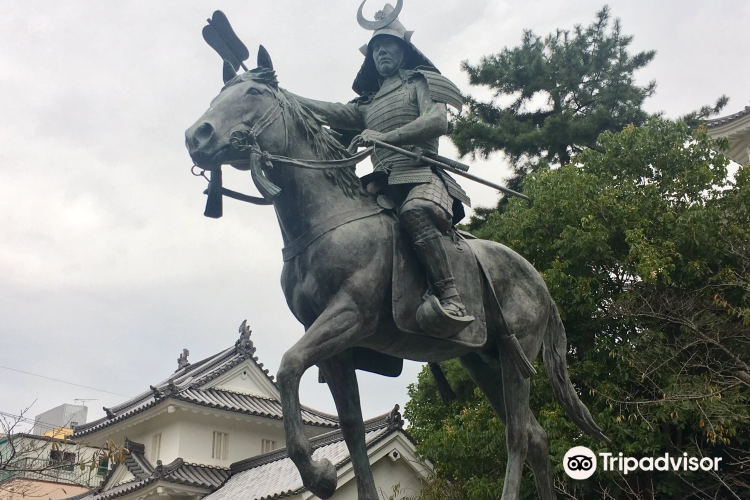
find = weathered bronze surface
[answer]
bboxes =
[185,5,607,500]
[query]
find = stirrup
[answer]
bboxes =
[416,295,475,338]
[439,297,469,317]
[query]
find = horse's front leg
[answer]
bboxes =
[277,292,377,499]
[319,350,377,500]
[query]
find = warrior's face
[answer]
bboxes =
[372,36,405,78]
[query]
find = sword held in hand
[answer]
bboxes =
[368,139,530,201]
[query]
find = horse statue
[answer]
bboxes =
[185,47,607,500]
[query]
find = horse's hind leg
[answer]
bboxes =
[319,350,377,500]
[527,413,555,499]
[460,352,555,500]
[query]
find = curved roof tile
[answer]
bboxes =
[705,104,750,128]
[58,441,231,500]
[207,409,406,500]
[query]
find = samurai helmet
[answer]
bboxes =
[352,0,439,96]
[357,0,414,51]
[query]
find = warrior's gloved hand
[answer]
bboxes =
[348,129,390,154]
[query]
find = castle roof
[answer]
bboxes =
[704,103,750,165]
[72,321,338,439]
[201,409,408,500]
[56,438,230,500]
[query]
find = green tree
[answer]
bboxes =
[451,6,727,230]
[406,119,750,499]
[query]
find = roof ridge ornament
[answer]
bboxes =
[152,458,184,478]
[123,437,144,455]
[386,404,403,430]
[236,320,256,357]
[151,379,177,400]
[177,348,190,371]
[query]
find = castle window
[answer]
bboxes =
[212,432,229,460]
[261,439,276,454]
[151,434,161,462]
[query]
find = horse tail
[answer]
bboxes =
[543,299,610,442]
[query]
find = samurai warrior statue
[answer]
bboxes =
[296,1,474,334]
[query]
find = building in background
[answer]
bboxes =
[706,103,750,165]
[58,322,428,500]
[0,429,106,500]
[33,404,89,436]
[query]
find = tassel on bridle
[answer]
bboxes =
[197,93,374,217]
[249,150,282,199]
[228,107,284,202]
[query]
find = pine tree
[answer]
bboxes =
[452,6,726,229]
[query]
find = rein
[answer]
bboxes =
[192,91,386,261]
[194,96,375,215]
[256,146,374,171]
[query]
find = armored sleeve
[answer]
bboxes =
[414,68,463,111]
[291,94,366,131]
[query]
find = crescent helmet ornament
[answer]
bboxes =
[357,0,403,30]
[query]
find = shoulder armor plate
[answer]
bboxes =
[415,68,463,111]
[349,93,374,106]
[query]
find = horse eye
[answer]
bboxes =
[246,87,261,96]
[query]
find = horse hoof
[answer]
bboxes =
[304,458,337,498]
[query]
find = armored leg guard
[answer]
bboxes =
[415,236,461,308]
[400,208,475,337]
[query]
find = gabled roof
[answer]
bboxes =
[175,389,338,427]
[72,322,339,439]
[59,438,230,500]
[205,407,410,500]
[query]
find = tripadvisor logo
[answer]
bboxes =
[563,446,723,480]
[564,446,597,480]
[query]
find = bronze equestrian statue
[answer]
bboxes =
[185,3,608,500]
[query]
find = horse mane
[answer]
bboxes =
[224,68,365,199]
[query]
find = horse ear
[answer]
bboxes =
[223,59,237,84]
[257,45,273,70]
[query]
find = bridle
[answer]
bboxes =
[192,94,288,215]
[192,91,374,218]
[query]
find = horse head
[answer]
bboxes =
[186,44,363,232]
[185,46,285,170]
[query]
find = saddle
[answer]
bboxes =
[391,221,488,348]
[347,212,535,380]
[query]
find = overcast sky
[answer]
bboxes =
[1,0,748,432]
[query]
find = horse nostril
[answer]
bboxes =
[195,122,214,140]
[186,122,216,153]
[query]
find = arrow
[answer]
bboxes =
[202,10,249,71]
